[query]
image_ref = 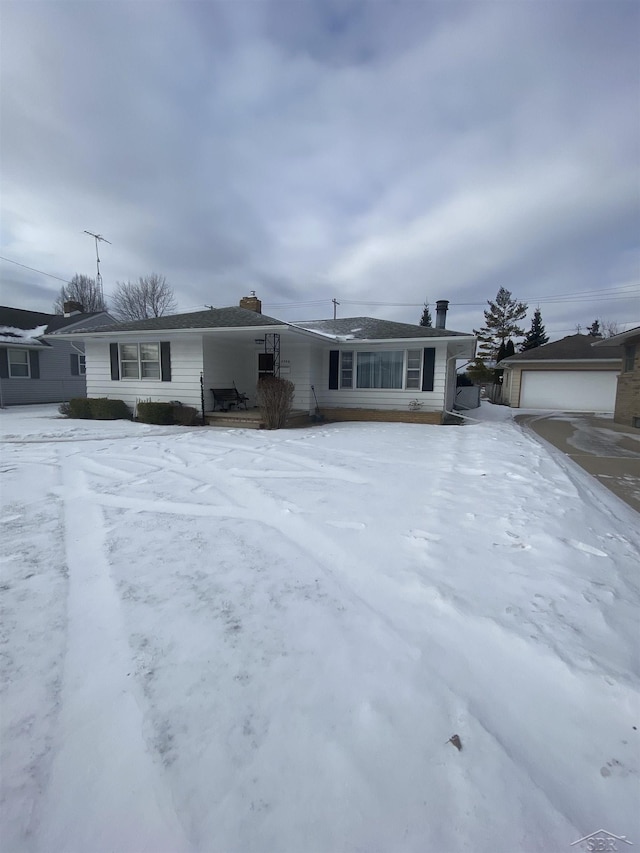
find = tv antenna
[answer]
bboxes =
[84,230,111,302]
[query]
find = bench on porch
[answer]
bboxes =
[210,386,249,412]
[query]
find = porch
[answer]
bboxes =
[204,408,313,429]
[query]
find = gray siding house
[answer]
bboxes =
[0,306,115,406]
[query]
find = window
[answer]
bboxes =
[405,349,422,389]
[71,353,86,375]
[624,344,636,373]
[8,349,30,378]
[119,343,160,380]
[340,351,353,388]
[356,351,404,389]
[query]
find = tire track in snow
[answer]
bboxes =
[37,456,192,853]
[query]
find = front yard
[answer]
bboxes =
[1,404,638,852]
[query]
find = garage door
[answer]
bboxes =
[520,371,617,411]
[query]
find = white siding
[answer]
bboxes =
[202,337,256,408]
[202,335,316,411]
[86,336,204,411]
[313,342,449,412]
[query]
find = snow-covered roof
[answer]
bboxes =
[0,325,49,346]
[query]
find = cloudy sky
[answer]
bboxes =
[1,0,638,339]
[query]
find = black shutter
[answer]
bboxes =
[329,350,339,389]
[160,342,171,382]
[110,343,120,380]
[70,353,79,375]
[422,348,435,392]
[0,349,8,379]
[29,350,40,379]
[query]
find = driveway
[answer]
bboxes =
[516,413,640,514]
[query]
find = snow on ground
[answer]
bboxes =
[1,404,639,853]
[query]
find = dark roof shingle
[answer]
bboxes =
[501,334,622,363]
[292,317,471,340]
[53,306,288,334]
[0,306,107,334]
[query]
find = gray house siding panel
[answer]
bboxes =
[0,340,87,405]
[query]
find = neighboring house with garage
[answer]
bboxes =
[593,326,640,428]
[0,304,115,406]
[499,334,623,412]
[48,294,476,424]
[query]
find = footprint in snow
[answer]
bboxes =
[326,520,366,530]
[407,530,442,544]
[562,539,608,557]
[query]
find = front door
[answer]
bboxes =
[258,352,275,380]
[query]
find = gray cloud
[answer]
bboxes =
[1,0,638,338]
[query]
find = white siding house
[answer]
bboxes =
[51,298,476,424]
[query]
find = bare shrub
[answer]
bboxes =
[256,377,295,430]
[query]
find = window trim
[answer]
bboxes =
[8,348,30,379]
[338,349,424,391]
[624,344,636,373]
[118,342,161,381]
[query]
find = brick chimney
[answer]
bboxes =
[239,291,262,313]
[435,299,449,329]
[63,300,84,317]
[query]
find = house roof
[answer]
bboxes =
[0,306,109,335]
[50,306,289,335]
[500,334,622,364]
[292,317,472,340]
[592,325,640,347]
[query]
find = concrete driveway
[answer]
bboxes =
[516,413,640,514]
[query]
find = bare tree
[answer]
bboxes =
[53,274,106,314]
[111,274,177,321]
[601,319,621,338]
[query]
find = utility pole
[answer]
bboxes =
[332,298,340,321]
[84,230,111,304]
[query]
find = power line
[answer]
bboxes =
[0,255,71,283]
[2,252,637,311]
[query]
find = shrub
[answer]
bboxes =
[172,404,199,426]
[68,397,93,419]
[136,401,175,424]
[256,376,295,430]
[64,397,130,420]
[90,398,131,420]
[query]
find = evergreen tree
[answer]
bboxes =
[587,319,602,337]
[505,339,515,357]
[494,340,508,383]
[466,358,495,384]
[419,302,432,327]
[521,308,550,351]
[473,287,528,360]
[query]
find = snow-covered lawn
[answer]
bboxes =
[1,404,638,853]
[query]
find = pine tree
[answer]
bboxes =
[473,287,528,360]
[587,319,602,337]
[521,308,550,351]
[505,339,515,357]
[419,302,432,327]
